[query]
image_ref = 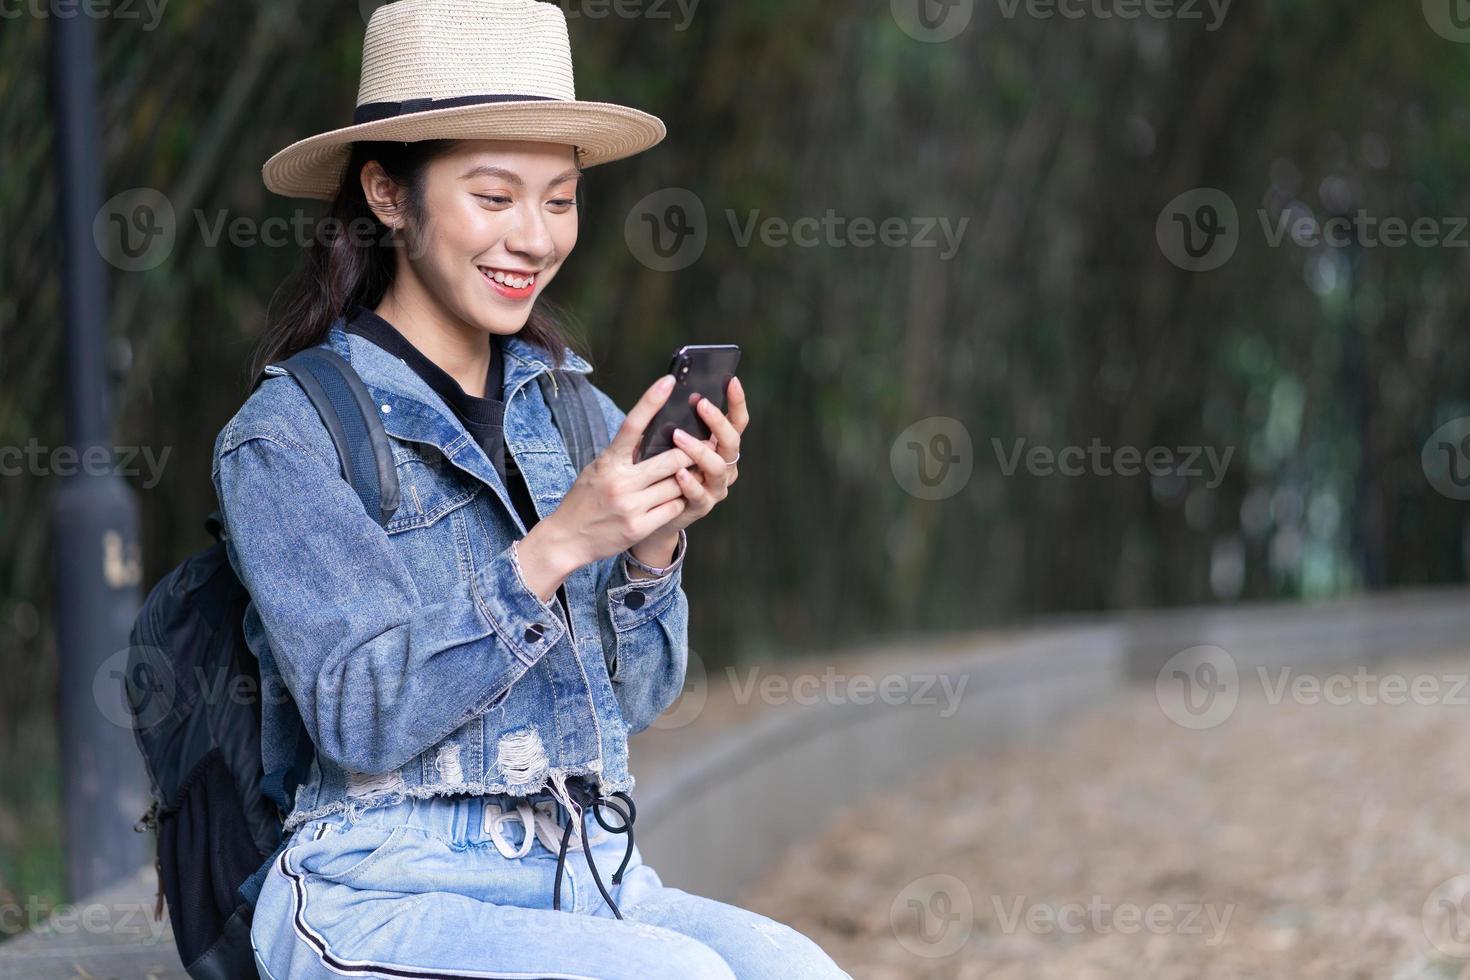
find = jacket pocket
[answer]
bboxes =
[384,443,478,534]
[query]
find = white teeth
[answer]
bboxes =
[485,269,533,289]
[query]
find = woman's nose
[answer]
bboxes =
[504,204,555,263]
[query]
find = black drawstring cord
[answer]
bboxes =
[550,777,637,918]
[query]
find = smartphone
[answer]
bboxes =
[635,344,742,464]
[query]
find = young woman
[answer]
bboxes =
[216,1,851,977]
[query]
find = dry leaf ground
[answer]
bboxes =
[741,655,1470,979]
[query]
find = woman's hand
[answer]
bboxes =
[624,376,747,574]
[515,374,697,599]
[658,376,746,527]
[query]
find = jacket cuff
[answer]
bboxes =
[472,541,569,666]
[607,529,687,632]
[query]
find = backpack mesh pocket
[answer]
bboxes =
[157,747,266,968]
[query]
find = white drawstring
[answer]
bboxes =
[484,797,611,859]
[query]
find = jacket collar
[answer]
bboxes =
[319,318,593,530]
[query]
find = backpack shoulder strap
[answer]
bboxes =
[538,370,610,474]
[257,347,401,526]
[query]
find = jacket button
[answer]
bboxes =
[623,590,646,610]
[523,623,546,643]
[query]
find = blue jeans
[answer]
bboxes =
[250,790,852,979]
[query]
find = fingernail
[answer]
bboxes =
[672,427,689,442]
[659,375,675,391]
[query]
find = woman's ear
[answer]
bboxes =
[360,159,406,231]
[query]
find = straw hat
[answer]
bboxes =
[261,0,666,200]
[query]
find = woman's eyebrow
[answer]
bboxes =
[460,164,584,187]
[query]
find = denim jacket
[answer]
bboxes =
[211,318,690,835]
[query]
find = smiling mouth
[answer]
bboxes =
[479,266,538,290]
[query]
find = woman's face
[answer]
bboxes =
[373,139,582,336]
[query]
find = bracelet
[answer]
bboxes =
[623,528,687,577]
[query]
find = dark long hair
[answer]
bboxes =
[250,139,583,382]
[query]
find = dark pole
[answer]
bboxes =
[48,9,150,899]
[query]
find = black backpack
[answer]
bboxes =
[124,346,609,980]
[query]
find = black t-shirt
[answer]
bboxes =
[342,303,541,531]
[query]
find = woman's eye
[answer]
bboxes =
[475,194,512,206]
[549,198,577,209]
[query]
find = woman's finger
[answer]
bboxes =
[628,444,696,487]
[674,464,714,513]
[673,426,729,484]
[627,474,685,513]
[606,374,676,462]
[725,376,749,434]
[695,396,741,462]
